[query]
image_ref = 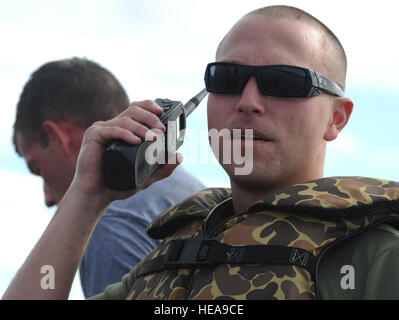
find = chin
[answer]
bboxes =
[224,162,277,190]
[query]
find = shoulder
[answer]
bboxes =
[147,187,232,239]
[85,200,161,256]
[149,165,206,191]
[107,166,206,222]
[88,245,161,300]
[318,223,399,299]
[88,264,140,300]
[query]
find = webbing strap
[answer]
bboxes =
[139,238,317,280]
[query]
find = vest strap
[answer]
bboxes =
[139,238,317,280]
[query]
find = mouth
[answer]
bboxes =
[238,133,269,141]
[231,128,272,142]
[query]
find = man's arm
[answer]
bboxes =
[2,188,107,299]
[2,100,181,299]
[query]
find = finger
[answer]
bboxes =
[85,125,142,146]
[165,152,184,166]
[142,153,183,189]
[129,99,164,115]
[121,104,166,132]
[99,116,159,141]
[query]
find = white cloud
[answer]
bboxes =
[326,130,399,181]
[0,170,51,270]
[0,169,84,299]
[328,131,366,156]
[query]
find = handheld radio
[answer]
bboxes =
[102,88,208,191]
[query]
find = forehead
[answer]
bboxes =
[216,15,324,71]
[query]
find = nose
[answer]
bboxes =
[44,183,56,207]
[236,76,264,114]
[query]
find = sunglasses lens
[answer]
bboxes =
[259,67,309,97]
[205,63,312,97]
[206,64,247,93]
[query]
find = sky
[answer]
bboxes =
[0,0,398,299]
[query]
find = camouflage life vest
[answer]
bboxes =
[127,176,399,300]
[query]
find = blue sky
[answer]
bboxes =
[0,0,398,299]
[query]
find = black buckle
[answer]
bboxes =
[163,238,215,268]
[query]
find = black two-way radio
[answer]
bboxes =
[102,89,208,191]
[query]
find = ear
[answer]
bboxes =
[324,97,354,142]
[42,120,73,156]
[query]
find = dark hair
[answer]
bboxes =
[13,57,130,153]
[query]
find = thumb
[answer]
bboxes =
[142,153,183,189]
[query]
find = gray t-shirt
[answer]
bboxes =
[79,165,205,298]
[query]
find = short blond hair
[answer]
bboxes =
[218,5,347,90]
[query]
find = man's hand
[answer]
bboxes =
[71,99,183,210]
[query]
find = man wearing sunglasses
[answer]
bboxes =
[4,5,399,300]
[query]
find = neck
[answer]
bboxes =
[230,169,325,213]
[228,144,328,213]
[229,180,285,213]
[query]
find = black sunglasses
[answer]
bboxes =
[204,62,344,98]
